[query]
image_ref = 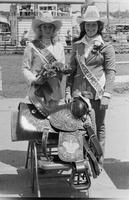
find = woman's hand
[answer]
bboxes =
[52,61,64,72]
[100,96,110,110]
[65,93,72,103]
[34,64,56,85]
[28,74,37,85]
[34,75,45,85]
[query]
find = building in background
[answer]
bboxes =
[0,14,10,45]
[8,1,83,46]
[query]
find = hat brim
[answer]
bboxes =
[78,18,103,24]
[32,19,62,32]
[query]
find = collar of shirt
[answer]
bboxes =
[41,38,52,47]
[75,35,105,59]
[75,35,104,46]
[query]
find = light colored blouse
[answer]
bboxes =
[22,41,65,84]
[22,40,66,103]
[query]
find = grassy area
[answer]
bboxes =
[116,54,129,62]
[0,55,28,98]
[0,54,129,98]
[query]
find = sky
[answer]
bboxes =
[96,0,129,12]
[73,0,129,12]
[0,0,129,12]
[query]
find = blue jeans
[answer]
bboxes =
[90,99,106,162]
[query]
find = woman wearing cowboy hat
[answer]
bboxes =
[65,6,116,167]
[22,12,66,110]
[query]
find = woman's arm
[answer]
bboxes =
[103,44,116,98]
[22,44,36,85]
[65,44,78,95]
[100,44,116,109]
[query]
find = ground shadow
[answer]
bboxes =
[0,166,89,198]
[0,168,36,197]
[104,158,129,189]
[0,150,27,168]
[0,168,89,198]
[0,150,89,197]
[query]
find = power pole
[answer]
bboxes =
[107,0,110,33]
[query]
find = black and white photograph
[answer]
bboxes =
[0,0,128,199]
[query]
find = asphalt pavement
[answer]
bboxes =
[0,96,128,198]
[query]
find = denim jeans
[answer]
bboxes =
[90,99,106,163]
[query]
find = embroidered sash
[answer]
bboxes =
[28,41,57,66]
[76,53,104,100]
[28,42,60,117]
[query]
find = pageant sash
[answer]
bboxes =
[28,42,57,66]
[28,42,59,117]
[76,53,104,99]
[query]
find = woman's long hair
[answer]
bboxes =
[73,21,104,43]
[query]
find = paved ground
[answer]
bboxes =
[0,50,129,198]
[0,96,129,198]
[115,75,129,83]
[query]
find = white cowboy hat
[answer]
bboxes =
[32,12,62,32]
[80,5,102,23]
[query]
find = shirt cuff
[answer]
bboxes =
[103,92,111,98]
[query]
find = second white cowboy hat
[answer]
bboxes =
[81,5,102,23]
[32,12,62,32]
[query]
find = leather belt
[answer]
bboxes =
[83,136,100,178]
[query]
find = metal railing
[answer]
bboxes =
[0,32,12,46]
